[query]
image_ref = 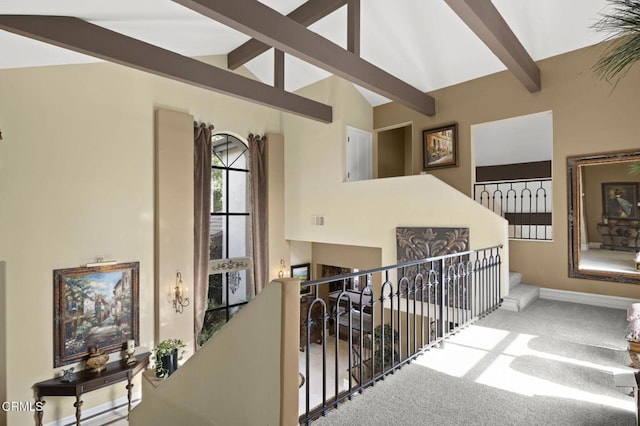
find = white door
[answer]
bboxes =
[346,126,372,182]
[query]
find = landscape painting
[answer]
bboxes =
[53,262,139,367]
[423,123,458,170]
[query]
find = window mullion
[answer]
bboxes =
[203,133,251,346]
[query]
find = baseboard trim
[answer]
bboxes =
[539,288,637,310]
[44,391,141,426]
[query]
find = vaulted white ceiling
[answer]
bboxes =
[0,0,611,107]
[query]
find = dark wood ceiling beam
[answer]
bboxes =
[347,0,360,56]
[274,49,284,89]
[0,15,332,123]
[174,0,436,116]
[228,0,348,70]
[445,0,541,92]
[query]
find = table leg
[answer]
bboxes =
[126,377,134,414]
[73,396,83,426]
[35,397,45,426]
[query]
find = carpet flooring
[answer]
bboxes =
[313,299,636,426]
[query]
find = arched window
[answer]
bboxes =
[200,133,253,343]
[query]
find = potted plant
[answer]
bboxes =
[153,338,186,378]
[351,324,399,384]
[372,324,399,373]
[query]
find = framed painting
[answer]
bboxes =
[602,182,639,219]
[291,263,311,295]
[423,123,458,170]
[53,262,140,367]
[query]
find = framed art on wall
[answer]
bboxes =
[423,123,458,170]
[53,262,140,367]
[602,182,639,219]
[291,263,311,295]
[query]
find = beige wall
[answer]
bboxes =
[0,58,282,424]
[378,127,405,178]
[284,77,508,281]
[312,242,382,277]
[403,125,412,177]
[155,108,195,352]
[290,241,313,273]
[374,42,640,299]
[375,125,412,179]
[267,133,290,282]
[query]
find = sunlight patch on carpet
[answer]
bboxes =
[413,342,488,377]
[412,325,510,377]
[449,325,511,351]
[475,353,634,412]
[413,323,634,413]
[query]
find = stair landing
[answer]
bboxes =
[500,272,539,312]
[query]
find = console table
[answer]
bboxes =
[597,219,640,252]
[33,352,150,426]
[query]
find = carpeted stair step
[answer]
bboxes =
[509,271,522,290]
[500,283,539,312]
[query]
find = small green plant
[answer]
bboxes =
[373,324,399,373]
[153,339,186,378]
[154,338,186,358]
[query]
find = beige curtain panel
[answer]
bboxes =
[248,133,268,294]
[193,123,212,347]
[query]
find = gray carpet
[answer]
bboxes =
[312,299,636,426]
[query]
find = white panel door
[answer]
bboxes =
[346,126,372,182]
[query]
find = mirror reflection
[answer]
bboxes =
[568,150,640,283]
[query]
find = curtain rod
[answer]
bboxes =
[193,120,214,131]
[248,133,266,141]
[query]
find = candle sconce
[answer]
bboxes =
[171,272,190,314]
[125,339,137,365]
[278,259,287,278]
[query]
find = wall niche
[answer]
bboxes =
[375,123,412,178]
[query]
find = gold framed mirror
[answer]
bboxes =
[568,149,640,284]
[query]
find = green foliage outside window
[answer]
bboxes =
[212,165,223,213]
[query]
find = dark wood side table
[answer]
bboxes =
[33,352,150,426]
[597,219,640,252]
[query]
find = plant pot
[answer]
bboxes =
[156,349,179,377]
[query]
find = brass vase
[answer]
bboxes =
[86,346,109,373]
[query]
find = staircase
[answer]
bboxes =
[500,271,539,312]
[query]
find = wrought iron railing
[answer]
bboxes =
[474,178,552,241]
[298,245,502,424]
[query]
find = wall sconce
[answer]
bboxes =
[171,272,190,314]
[278,259,287,278]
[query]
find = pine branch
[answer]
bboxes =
[592,0,640,83]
